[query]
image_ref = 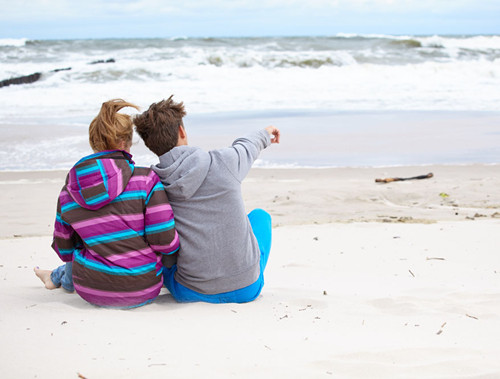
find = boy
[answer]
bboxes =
[134,96,280,303]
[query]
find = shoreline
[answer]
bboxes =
[1,163,499,238]
[2,110,500,170]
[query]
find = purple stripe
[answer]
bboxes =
[72,213,144,230]
[54,229,72,239]
[79,248,159,269]
[146,203,174,219]
[109,159,123,198]
[128,176,149,188]
[101,159,118,200]
[74,281,162,307]
[59,191,74,204]
[147,170,159,181]
[106,249,159,266]
[147,213,174,227]
[146,203,173,213]
[150,233,180,253]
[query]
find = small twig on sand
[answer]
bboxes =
[436,322,447,335]
[466,314,479,320]
[408,269,415,277]
[426,257,446,261]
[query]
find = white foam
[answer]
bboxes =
[0,38,27,47]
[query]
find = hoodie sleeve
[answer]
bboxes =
[51,192,82,262]
[217,129,271,182]
[144,171,180,255]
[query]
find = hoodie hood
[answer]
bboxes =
[152,146,210,201]
[66,150,134,210]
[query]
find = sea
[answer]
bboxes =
[1,34,499,170]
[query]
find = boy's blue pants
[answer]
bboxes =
[162,208,272,303]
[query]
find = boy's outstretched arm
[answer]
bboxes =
[217,126,281,182]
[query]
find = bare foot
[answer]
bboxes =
[34,267,58,290]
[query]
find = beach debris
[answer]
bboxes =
[0,58,116,88]
[426,257,445,261]
[89,58,116,65]
[436,321,447,335]
[466,313,479,320]
[61,321,68,325]
[77,373,88,379]
[0,72,41,88]
[375,172,433,183]
[408,269,415,277]
[439,192,449,198]
[299,305,312,311]
[323,290,328,295]
[313,236,319,241]
[491,212,500,218]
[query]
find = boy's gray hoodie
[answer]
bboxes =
[152,129,271,294]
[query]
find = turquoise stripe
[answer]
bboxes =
[85,191,109,205]
[74,251,156,276]
[145,219,175,234]
[57,248,74,256]
[111,190,147,203]
[96,159,108,192]
[145,182,165,205]
[56,213,70,226]
[85,228,144,246]
[75,163,99,176]
[74,151,113,167]
[162,245,180,256]
[61,202,80,213]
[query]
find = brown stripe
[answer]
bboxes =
[72,261,161,292]
[133,167,151,175]
[62,198,145,224]
[147,228,177,247]
[147,190,170,207]
[84,236,151,257]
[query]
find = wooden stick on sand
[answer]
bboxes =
[375,172,433,183]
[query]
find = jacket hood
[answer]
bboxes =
[152,146,210,201]
[66,150,134,210]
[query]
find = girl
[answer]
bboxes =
[35,99,179,308]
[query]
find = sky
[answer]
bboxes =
[1,0,499,39]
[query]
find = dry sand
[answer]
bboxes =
[1,165,499,378]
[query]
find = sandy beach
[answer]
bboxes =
[1,165,500,378]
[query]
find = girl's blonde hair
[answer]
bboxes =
[89,99,140,152]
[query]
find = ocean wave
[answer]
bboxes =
[389,39,423,48]
[205,54,354,68]
[0,38,28,47]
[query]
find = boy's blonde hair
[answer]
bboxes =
[89,99,139,152]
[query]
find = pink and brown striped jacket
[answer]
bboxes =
[52,150,179,307]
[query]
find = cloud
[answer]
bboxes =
[3,0,500,18]
[0,0,498,38]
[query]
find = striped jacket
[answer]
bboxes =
[52,150,179,308]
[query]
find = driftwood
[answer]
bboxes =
[375,172,433,183]
[0,72,42,88]
[0,59,115,88]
